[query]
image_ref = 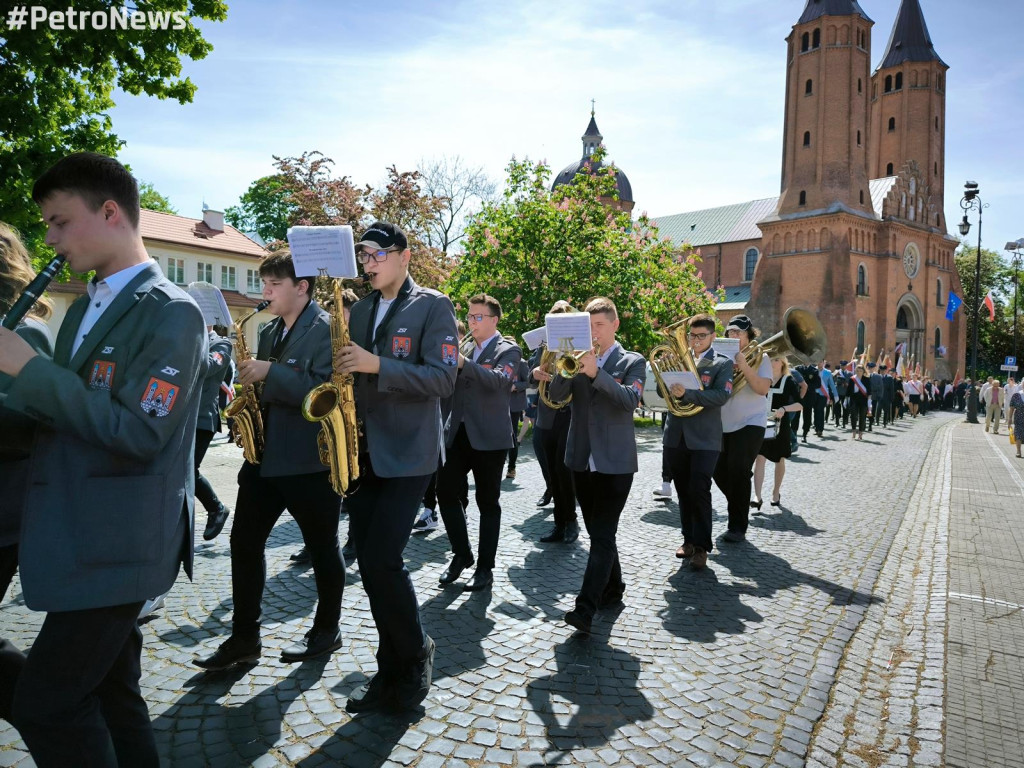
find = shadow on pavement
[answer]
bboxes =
[748,506,824,537]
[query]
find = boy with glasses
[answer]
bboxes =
[437,294,521,592]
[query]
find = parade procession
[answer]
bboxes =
[2,0,1023,766]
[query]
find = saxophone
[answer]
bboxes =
[225,300,270,464]
[301,276,367,497]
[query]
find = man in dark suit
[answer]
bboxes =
[664,313,734,570]
[0,153,206,766]
[546,297,646,633]
[338,221,458,712]
[195,251,345,671]
[437,294,521,592]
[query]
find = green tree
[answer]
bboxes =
[445,150,719,354]
[138,181,177,215]
[955,240,1018,377]
[225,174,293,244]
[1,0,228,251]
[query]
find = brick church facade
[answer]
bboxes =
[654,0,964,378]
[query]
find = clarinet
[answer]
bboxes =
[1,255,66,330]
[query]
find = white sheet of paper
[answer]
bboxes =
[714,337,741,360]
[545,312,592,353]
[660,370,702,391]
[522,325,547,351]
[286,225,358,278]
[186,281,232,326]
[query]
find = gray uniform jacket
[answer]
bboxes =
[0,317,54,548]
[664,347,734,453]
[197,330,232,433]
[3,263,205,612]
[256,300,333,478]
[350,275,458,478]
[548,345,646,474]
[510,357,529,413]
[869,372,885,401]
[447,334,521,451]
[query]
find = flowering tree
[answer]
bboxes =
[445,150,720,354]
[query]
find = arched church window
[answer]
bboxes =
[895,72,903,90]
[860,190,865,204]
[803,131,811,146]
[812,29,820,49]
[897,307,909,329]
[857,265,867,296]
[934,328,942,357]
[888,117,896,131]
[936,278,943,306]
[801,32,809,52]
[744,248,759,282]
[857,321,865,354]
[858,78,862,93]
[886,163,894,176]
[805,79,813,95]
[935,116,939,131]
[857,130,861,145]
[799,191,807,206]
[885,75,893,92]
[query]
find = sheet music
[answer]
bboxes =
[522,325,547,351]
[545,312,592,353]
[660,370,702,391]
[286,225,358,278]
[713,337,741,360]
[186,281,232,326]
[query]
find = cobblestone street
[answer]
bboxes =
[0,410,998,766]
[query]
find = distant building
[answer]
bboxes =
[552,108,635,213]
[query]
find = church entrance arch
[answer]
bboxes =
[895,293,925,364]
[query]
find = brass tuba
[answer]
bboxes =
[301,276,368,497]
[733,307,827,395]
[648,318,704,417]
[225,300,271,464]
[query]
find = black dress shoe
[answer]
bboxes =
[289,546,311,564]
[194,635,261,671]
[564,610,592,634]
[462,568,493,592]
[563,520,580,544]
[439,554,474,585]
[341,539,357,565]
[393,635,435,710]
[536,492,552,507]
[721,529,745,543]
[346,673,395,714]
[203,504,230,541]
[280,627,342,663]
[540,525,566,543]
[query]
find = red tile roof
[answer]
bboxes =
[139,209,267,258]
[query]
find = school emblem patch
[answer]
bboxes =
[140,377,179,418]
[502,362,517,381]
[630,379,644,399]
[89,360,116,390]
[392,336,411,359]
[211,351,224,366]
[441,343,458,367]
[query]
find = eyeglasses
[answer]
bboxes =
[356,248,400,264]
[687,331,712,341]
[466,313,496,323]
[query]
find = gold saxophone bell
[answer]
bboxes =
[225,299,271,463]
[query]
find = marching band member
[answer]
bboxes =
[547,297,645,634]
[196,251,345,671]
[665,314,733,569]
[337,222,457,713]
[712,315,771,543]
[530,300,580,543]
[437,294,521,592]
[0,153,205,766]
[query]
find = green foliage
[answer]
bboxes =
[955,239,1022,376]
[444,150,720,355]
[138,181,177,215]
[225,175,293,243]
[0,0,228,251]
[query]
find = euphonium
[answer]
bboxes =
[732,307,826,395]
[301,275,368,497]
[225,300,271,464]
[537,344,571,410]
[648,318,704,417]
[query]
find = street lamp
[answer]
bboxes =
[1006,238,1024,369]
[959,181,984,424]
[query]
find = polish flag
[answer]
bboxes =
[983,292,996,322]
[953,368,962,388]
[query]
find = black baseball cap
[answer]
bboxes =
[726,314,753,332]
[356,221,408,251]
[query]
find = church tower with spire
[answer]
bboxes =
[869,0,948,231]
[777,0,875,218]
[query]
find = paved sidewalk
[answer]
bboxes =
[0,412,964,766]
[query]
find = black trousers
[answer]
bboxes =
[572,470,633,620]
[12,601,156,768]
[848,400,867,432]
[230,463,343,637]
[0,636,24,722]
[346,459,431,675]
[713,425,765,536]
[532,425,551,491]
[507,411,523,471]
[422,457,468,512]
[437,425,506,570]
[669,440,720,553]
[801,394,825,436]
[537,411,576,525]
[832,398,844,426]
[0,544,18,603]
[194,429,224,514]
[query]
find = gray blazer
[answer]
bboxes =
[0,317,54,548]
[548,344,646,474]
[256,300,333,478]
[510,357,529,413]
[447,334,522,451]
[350,275,458,477]
[3,263,205,611]
[196,330,232,433]
[664,346,734,452]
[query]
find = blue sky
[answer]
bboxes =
[111,0,1024,258]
